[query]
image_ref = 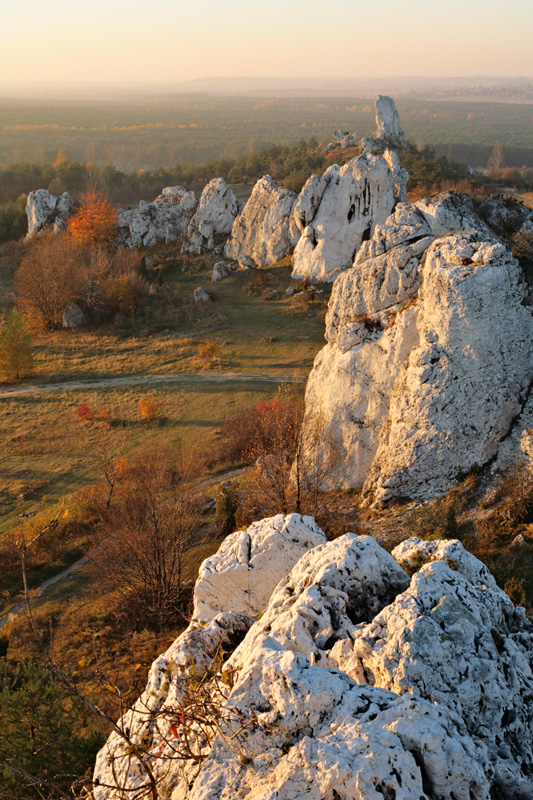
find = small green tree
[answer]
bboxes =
[0,310,34,382]
[0,658,104,799]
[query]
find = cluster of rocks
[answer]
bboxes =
[25,179,240,255]
[26,96,410,290]
[93,513,533,799]
[301,191,533,505]
[116,186,197,248]
[224,96,409,282]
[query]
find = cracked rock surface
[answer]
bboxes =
[26,189,73,238]
[182,178,239,254]
[302,193,533,503]
[224,175,300,267]
[93,528,529,800]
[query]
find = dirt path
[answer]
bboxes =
[0,467,245,631]
[0,372,301,399]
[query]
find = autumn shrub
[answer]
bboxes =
[90,443,201,629]
[197,339,222,366]
[14,233,85,331]
[288,289,311,315]
[138,394,161,422]
[242,270,275,296]
[497,462,533,525]
[67,189,118,247]
[0,310,33,382]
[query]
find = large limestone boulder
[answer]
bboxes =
[415,191,496,239]
[93,520,533,799]
[192,513,326,621]
[374,95,408,147]
[365,233,533,504]
[334,543,533,797]
[301,190,533,503]
[182,178,239,254]
[26,189,73,238]
[291,153,398,283]
[117,186,197,248]
[224,175,300,267]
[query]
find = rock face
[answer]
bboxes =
[301,192,533,503]
[291,153,399,283]
[334,541,533,797]
[117,186,197,248]
[224,175,300,267]
[26,189,73,238]
[93,527,532,799]
[192,513,326,622]
[182,178,239,254]
[374,95,408,147]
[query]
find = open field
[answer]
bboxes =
[1,96,533,170]
[0,249,328,535]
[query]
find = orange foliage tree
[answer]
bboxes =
[67,189,119,247]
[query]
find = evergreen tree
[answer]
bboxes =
[0,310,34,382]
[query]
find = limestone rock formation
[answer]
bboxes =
[365,233,533,503]
[192,513,326,622]
[478,194,533,237]
[301,191,533,503]
[374,95,408,147]
[117,186,197,248]
[333,547,533,796]
[224,175,300,267]
[211,261,229,282]
[182,178,239,254]
[291,154,399,283]
[193,286,211,302]
[26,189,73,238]
[415,191,496,239]
[92,527,533,799]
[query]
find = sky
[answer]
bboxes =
[1,0,532,86]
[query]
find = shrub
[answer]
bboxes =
[0,310,33,382]
[242,270,275,296]
[14,234,85,331]
[67,189,118,247]
[498,462,533,525]
[197,339,222,366]
[215,482,239,538]
[138,394,161,422]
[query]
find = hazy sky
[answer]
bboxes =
[2,0,532,85]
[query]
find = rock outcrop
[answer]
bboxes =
[224,175,300,267]
[291,153,400,283]
[192,513,326,621]
[182,178,239,254]
[374,95,408,147]
[117,186,197,248]
[25,189,73,238]
[301,192,533,504]
[93,526,531,799]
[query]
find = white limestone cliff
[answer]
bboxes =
[25,189,73,238]
[291,153,399,283]
[182,178,239,254]
[301,191,533,504]
[224,175,300,267]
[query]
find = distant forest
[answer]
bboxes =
[1,96,532,171]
